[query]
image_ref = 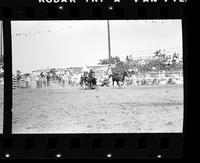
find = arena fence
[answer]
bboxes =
[12,70,183,89]
[125,70,183,86]
[12,76,18,89]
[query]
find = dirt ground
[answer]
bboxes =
[12,84,183,133]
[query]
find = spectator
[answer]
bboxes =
[16,70,22,83]
[35,75,39,88]
[46,72,50,87]
[81,65,89,77]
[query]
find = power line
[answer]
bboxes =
[12,26,73,38]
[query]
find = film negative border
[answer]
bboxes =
[0,0,188,19]
[0,0,189,159]
[0,134,183,159]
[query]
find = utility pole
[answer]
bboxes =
[107,20,111,64]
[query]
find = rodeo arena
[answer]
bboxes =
[12,50,184,133]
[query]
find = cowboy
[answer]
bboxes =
[46,71,50,87]
[16,70,22,84]
[81,65,89,77]
[101,71,110,87]
[88,68,97,88]
[88,68,95,79]
[106,64,112,76]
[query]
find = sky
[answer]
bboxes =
[11,20,183,73]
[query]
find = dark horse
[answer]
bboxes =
[109,71,129,87]
[79,75,97,89]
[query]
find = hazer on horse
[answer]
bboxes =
[109,70,129,87]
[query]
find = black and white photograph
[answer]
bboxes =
[12,20,184,133]
[0,21,4,133]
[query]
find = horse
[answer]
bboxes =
[79,75,97,89]
[109,71,129,87]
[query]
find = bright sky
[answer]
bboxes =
[11,20,182,73]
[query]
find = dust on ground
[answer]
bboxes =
[12,84,183,133]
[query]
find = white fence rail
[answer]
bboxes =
[125,70,183,85]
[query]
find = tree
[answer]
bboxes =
[98,50,183,74]
[152,50,170,71]
[98,56,121,65]
[111,56,121,64]
[114,61,127,73]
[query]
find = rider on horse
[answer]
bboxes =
[80,66,97,89]
[88,68,97,88]
[88,68,95,79]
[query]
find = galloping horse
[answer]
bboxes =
[109,71,129,87]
